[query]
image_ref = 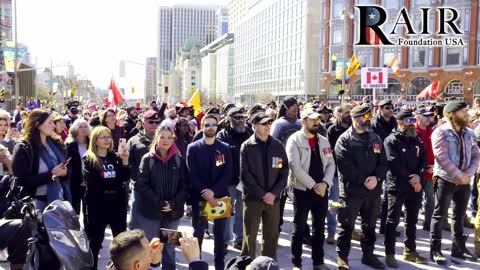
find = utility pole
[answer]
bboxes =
[13,0,19,106]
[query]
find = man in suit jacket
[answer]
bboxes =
[187,114,233,270]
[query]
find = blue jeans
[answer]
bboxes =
[423,180,434,227]
[129,191,180,270]
[327,177,339,235]
[224,185,243,244]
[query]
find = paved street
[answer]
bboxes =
[96,200,480,270]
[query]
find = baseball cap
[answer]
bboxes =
[251,112,271,125]
[300,108,321,119]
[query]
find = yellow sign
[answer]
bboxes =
[71,86,77,96]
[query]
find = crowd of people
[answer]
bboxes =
[1,93,480,270]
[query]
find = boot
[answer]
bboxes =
[403,251,427,264]
[430,240,447,265]
[361,254,386,270]
[384,254,398,268]
[337,257,349,270]
[326,233,336,245]
[451,235,477,262]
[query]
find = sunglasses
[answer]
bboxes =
[203,123,219,128]
[158,126,173,132]
[189,122,197,127]
[260,120,274,126]
[232,115,246,120]
[382,106,393,110]
[362,113,372,119]
[146,120,161,125]
[403,117,417,124]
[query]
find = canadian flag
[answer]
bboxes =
[416,81,439,100]
[389,56,400,75]
[107,78,124,108]
[366,71,384,84]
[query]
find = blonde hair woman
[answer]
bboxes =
[82,126,129,269]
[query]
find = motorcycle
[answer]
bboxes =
[2,176,93,270]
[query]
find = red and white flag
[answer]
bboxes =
[366,70,384,84]
[416,81,439,100]
[108,78,124,108]
[389,56,400,75]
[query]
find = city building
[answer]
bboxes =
[320,0,480,104]
[169,37,202,102]
[217,7,229,37]
[233,0,322,104]
[157,4,226,81]
[228,0,247,32]
[145,57,157,103]
[201,33,235,103]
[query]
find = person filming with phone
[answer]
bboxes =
[131,123,188,270]
[12,109,71,213]
[83,126,130,269]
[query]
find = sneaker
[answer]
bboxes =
[403,251,427,264]
[337,257,349,270]
[351,231,361,241]
[361,255,386,270]
[385,254,398,268]
[326,233,336,245]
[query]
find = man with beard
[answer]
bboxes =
[217,107,253,250]
[193,107,222,142]
[122,106,142,140]
[286,108,335,270]
[334,104,388,270]
[372,99,397,141]
[383,110,427,268]
[240,112,288,260]
[326,104,352,244]
[186,114,232,270]
[430,101,480,264]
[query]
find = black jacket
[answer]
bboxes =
[66,140,89,192]
[135,151,188,221]
[372,114,397,142]
[126,132,152,184]
[383,129,427,193]
[327,120,349,155]
[216,125,253,186]
[122,117,139,141]
[240,135,288,201]
[12,140,68,198]
[334,127,388,198]
[82,152,130,206]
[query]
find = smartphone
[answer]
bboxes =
[159,228,182,246]
[9,122,16,129]
[61,157,72,166]
[164,86,169,94]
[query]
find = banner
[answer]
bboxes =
[361,67,388,89]
[335,59,351,81]
[2,41,26,72]
[346,55,361,77]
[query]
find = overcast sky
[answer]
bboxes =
[18,0,228,97]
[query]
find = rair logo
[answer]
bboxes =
[355,6,464,47]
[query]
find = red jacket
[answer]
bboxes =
[416,123,434,180]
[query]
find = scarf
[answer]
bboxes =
[39,137,70,204]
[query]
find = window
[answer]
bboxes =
[463,46,468,65]
[332,0,343,18]
[411,48,426,68]
[333,28,342,44]
[446,47,460,66]
[465,10,471,32]
[384,0,398,10]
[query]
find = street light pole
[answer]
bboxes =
[340,9,354,104]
